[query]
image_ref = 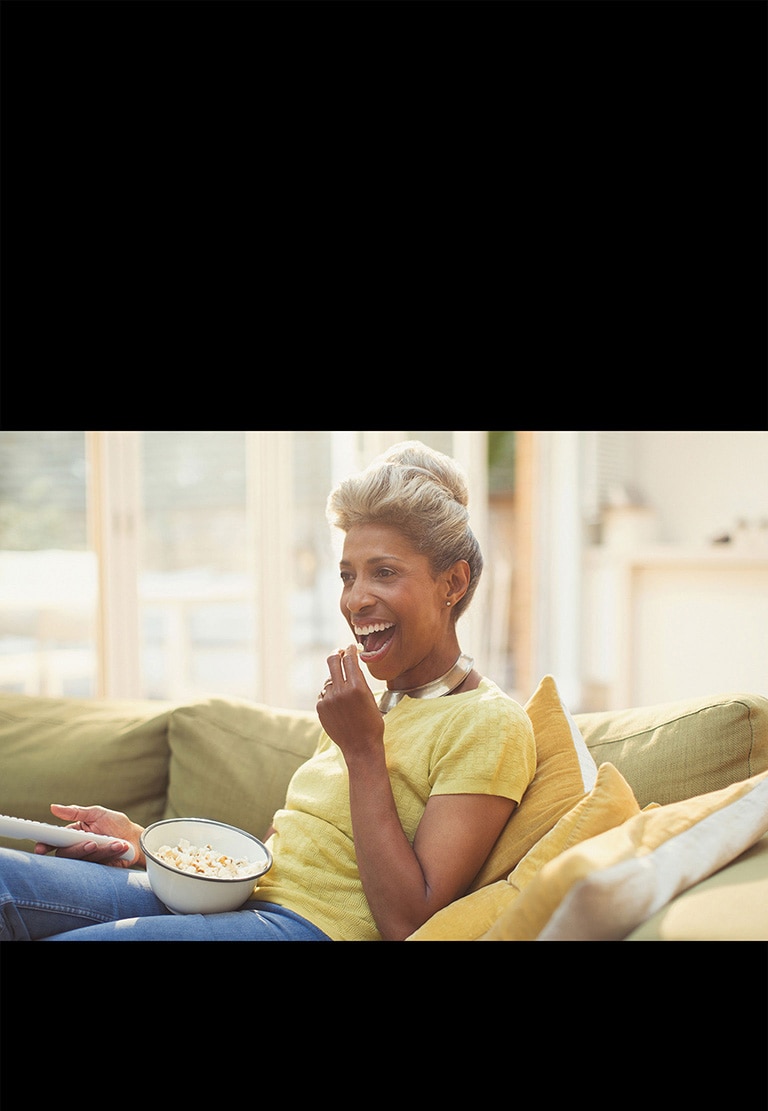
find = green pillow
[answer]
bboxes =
[164,698,322,841]
[626,830,768,940]
[0,694,174,847]
[574,692,768,808]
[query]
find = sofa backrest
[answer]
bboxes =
[574,691,768,808]
[0,693,176,843]
[161,697,322,840]
[0,692,323,853]
[3,687,767,863]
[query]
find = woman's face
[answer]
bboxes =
[339,523,459,690]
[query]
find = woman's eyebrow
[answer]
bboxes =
[339,555,407,567]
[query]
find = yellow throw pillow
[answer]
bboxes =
[406,880,519,942]
[407,761,639,940]
[470,675,598,890]
[482,769,768,941]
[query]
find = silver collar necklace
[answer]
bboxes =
[378,652,474,715]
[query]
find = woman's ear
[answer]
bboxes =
[445,559,471,607]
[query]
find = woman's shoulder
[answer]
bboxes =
[449,675,531,729]
[431,677,534,761]
[386,676,529,731]
[475,675,525,707]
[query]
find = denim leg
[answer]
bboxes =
[0,847,171,940]
[49,901,332,940]
[0,848,331,940]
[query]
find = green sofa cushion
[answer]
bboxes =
[163,697,322,842]
[625,830,768,940]
[574,691,768,808]
[0,694,175,847]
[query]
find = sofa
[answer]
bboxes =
[1,676,767,941]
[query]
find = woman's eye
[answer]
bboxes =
[340,567,394,584]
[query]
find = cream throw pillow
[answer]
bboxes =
[482,769,768,941]
[470,675,598,890]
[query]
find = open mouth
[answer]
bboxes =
[354,622,396,660]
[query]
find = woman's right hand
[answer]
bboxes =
[316,645,385,762]
[34,803,145,869]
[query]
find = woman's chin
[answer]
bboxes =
[361,659,392,684]
[362,658,401,687]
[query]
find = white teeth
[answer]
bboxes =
[354,622,395,637]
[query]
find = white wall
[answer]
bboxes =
[629,432,768,545]
[577,431,768,709]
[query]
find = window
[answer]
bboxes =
[0,431,501,709]
[0,432,97,696]
[138,432,253,700]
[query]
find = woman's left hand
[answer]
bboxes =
[316,645,384,759]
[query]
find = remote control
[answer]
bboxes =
[0,814,136,862]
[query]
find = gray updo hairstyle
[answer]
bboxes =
[326,440,483,620]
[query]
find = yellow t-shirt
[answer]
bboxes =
[251,677,536,941]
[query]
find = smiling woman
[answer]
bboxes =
[269,440,539,939]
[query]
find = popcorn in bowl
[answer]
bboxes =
[140,817,273,914]
[153,837,256,879]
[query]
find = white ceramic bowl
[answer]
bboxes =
[140,818,272,915]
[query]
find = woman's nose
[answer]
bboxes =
[346,577,374,615]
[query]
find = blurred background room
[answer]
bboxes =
[1,430,766,713]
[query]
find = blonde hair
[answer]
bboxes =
[326,440,483,619]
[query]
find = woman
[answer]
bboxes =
[0,441,535,941]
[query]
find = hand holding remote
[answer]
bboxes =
[38,803,143,867]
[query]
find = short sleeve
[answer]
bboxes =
[429,690,536,804]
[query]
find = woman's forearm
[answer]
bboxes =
[345,751,434,941]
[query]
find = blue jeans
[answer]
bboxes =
[0,847,331,941]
